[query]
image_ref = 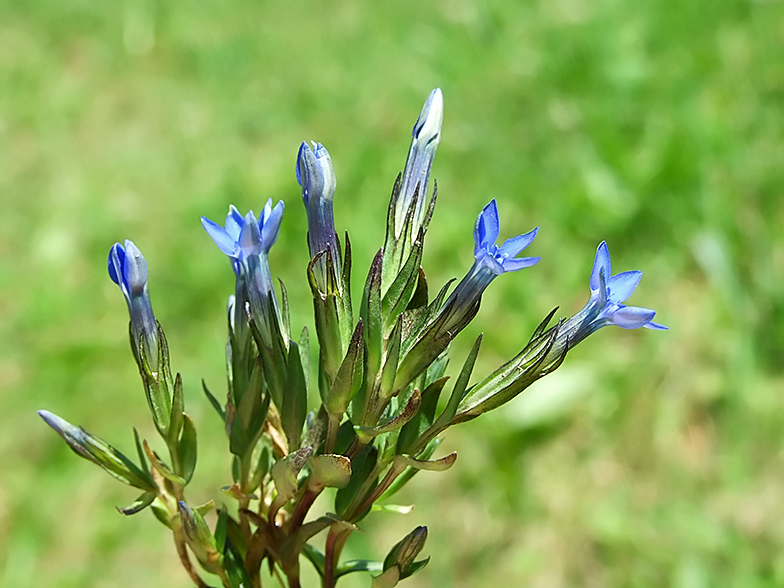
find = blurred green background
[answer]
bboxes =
[2,0,784,586]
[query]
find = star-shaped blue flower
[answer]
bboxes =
[560,241,667,347]
[201,200,285,345]
[201,199,284,264]
[473,199,540,274]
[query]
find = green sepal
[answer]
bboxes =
[324,319,364,417]
[133,427,151,478]
[406,268,428,311]
[178,501,223,574]
[361,251,384,381]
[282,341,308,451]
[381,239,423,334]
[202,380,226,422]
[177,413,198,484]
[143,440,186,486]
[116,490,157,515]
[454,319,563,422]
[379,316,403,401]
[38,411,154,490]
[168,372,184,446]
[396,376,449,454]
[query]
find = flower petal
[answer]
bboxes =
[497,227,539,259]
[590,241,611,291]
[473,199,499,256]
[501,256,541,272]
[202,216,239,257]
[239,211,262,255]
[108,242,125,286]
[261,200,285,252]
[225,205,244,241]
[644,320,669,330]
[606,270,642,304]
[609,305,656,329]
[123,241,148,297]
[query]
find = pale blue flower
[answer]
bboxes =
[395,88,443,240]
[202,200,285,344]
[442,199,539,331]
[297,141,339,284]
[560,241,668,346]
[108,240,158,368]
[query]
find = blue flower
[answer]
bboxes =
[473,199,540,274]
[108,240,158,369]
[297,141,339,285]
[394,88,443,241]
[560,241,668,347]
[202,200,285,344]
[442,200,539,331]
[201,200,284,265]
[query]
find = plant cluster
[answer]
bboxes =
[39,89,666,588]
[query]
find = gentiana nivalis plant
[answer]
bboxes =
[39,89,667,588]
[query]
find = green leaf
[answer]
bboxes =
[335,444,378,518]
[282,341,308,451]
[38,411,154,490]
[270,446,313,514]
[178,413,198,483]
[396,376,449,454]
[355,389,422,443]
[116,490,156,515]
[337,559,384,578]
[308,454,352,491]
[397,451,457,472]
[435,334,482,428]
[381,438,441,500]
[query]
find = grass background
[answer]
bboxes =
[2,0,784,586]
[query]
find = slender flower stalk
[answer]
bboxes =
[108,240,159,370]
[557,241,667,348]
[202,200,285,345]
[297,141,339,290]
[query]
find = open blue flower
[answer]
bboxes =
[201,200,284,265]
[108,240,158,369]
[441,199,540,330]
[202,200,285,345]
[560,241,667,347]
[473,199,540,274]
